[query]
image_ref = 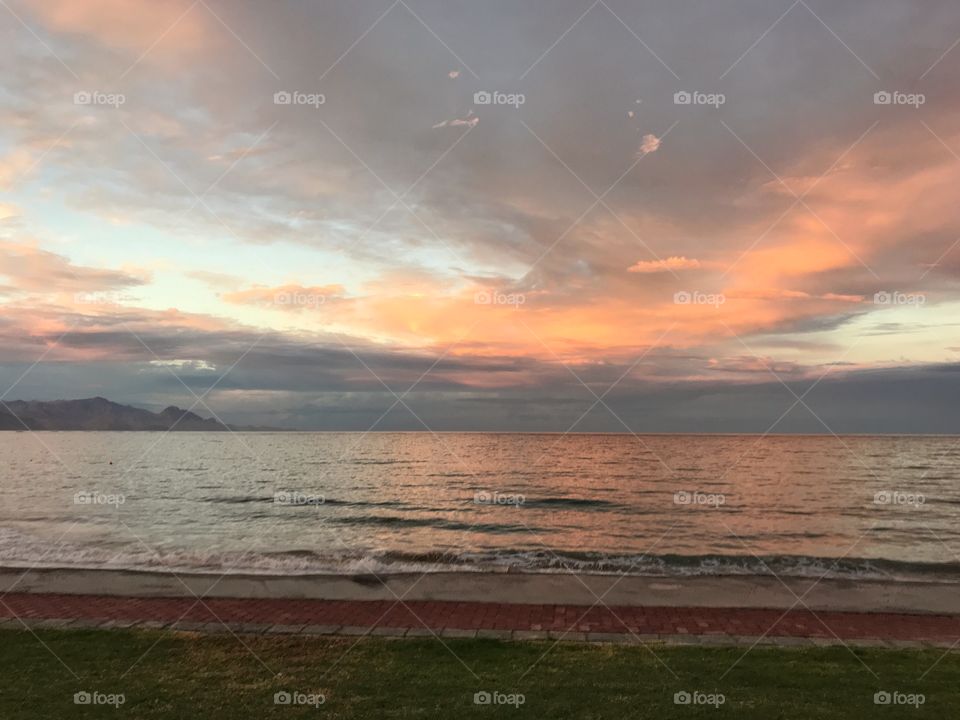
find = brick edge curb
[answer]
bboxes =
[2,617,955,650]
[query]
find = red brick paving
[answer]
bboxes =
[1,593,959,641]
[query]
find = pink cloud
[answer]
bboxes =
[637,133,661,157]
[0,240,149,293]
[627,256,701,273]
[24,0,209,55]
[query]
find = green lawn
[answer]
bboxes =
[0,628,955,718]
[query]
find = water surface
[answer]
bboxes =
[1,432,957,580]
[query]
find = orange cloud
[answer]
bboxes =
[0,240,149,294]
[725,288,863,303]
[25,0,209,55]
[0,149,35,190]
[628,256,702,273]
[637,133,661,157]
[735,232,855,284]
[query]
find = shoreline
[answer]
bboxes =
[3,566,959,615]
[4,430,960,436]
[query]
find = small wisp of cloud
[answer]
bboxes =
[433,110,479,129]
[628,256,700,274]
[636,133,661,157]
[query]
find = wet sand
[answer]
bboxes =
[1,566,958,615]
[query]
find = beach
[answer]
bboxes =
[3,566,960,615]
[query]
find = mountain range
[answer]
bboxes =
[0,397,271,431]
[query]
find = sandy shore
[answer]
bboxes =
[1,566,958,615]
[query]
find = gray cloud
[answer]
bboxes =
[3,0,960,431]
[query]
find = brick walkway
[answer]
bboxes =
[2,593,959,647]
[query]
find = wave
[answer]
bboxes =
[199,495,625,514]
[450,550,960,581]
[0,526,957,581]
[200,496,410,509]
[521,497,621,509]
[329,514,544,534]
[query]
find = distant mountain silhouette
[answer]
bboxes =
[0,397,274,431]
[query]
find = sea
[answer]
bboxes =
[1,432,958,581]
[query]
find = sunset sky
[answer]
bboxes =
[1,0,959,431]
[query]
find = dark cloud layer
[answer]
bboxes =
[1,314,956,432]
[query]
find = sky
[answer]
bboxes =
[0,0,959,432]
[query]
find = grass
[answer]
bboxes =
[0,628,955,717]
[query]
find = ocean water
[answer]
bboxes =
[1,432,958,581]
